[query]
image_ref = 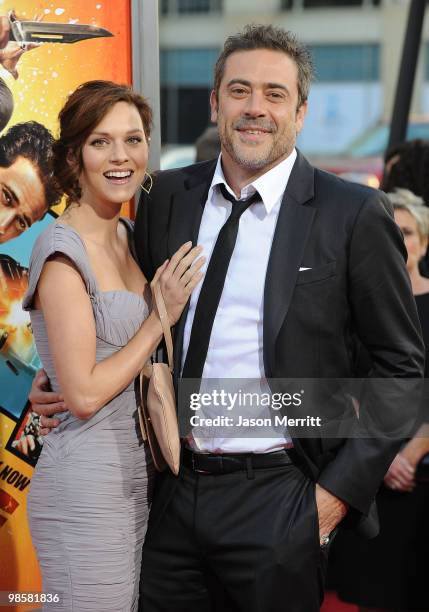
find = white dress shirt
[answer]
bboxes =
[182,149,297,453]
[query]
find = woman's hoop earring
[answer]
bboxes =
[140,172,153,195]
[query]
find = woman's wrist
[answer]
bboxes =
[146,309,164,339]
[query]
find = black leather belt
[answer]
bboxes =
[182,446,295,474]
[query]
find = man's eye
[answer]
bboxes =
[2,187,13,206]
[231,88,247,96]
[268,92,284,100]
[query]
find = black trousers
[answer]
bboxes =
[139,461,328,612]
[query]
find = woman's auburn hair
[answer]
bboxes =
[52,80,152,206]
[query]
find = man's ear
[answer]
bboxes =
[210,90,218,123]
[295,100,308,135]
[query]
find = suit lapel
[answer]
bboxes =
[263,151,316,377]
[167,184,206,257]
[168,161,217,379]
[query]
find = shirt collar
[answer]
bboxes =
[209,148,297,214]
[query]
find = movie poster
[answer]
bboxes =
[0,2,132,608]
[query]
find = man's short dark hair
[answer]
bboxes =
[214,24,314,109]
[0,121,61,209]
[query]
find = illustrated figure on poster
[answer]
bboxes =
[0,10,112,132]
[0,121,60,242]
[10,406,43,460]
[0,121,60,460]
[0,11,42,132]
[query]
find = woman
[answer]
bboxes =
[22,80,205,611]
[381,140,429,277]
[332,188,429,612]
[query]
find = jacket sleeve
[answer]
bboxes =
[134,190,156,282]
[318,190,425,514]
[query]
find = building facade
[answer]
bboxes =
[159,0,429,154]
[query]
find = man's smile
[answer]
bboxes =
[236,128,272,144]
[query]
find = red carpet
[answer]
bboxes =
[322,591,358,611]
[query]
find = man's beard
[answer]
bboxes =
[219,117,295,171]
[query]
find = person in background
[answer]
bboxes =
[381,139,429,277]
[331,188,429,612]
[381,139,429,206]
[195,125,221,162]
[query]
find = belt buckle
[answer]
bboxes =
[192,452,206,473]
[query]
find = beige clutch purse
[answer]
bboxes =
[138,282,180,475]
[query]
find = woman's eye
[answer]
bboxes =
[90,139,108,147]
[127,136,143,144]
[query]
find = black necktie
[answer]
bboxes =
[182,183,261,379]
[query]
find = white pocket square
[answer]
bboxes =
[299,267,312,271]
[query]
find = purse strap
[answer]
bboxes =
[152,282,174,372]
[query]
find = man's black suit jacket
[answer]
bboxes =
[134,151,425,536]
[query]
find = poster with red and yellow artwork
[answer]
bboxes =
[0,2,132,609]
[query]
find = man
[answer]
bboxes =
[30,25,424,611]
[0,121,60,242]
